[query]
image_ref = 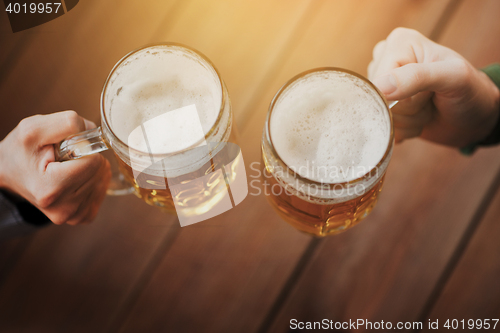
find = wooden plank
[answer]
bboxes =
[420,0,500,328]
[0,0,182,133]
[0,1,185,332]
[106,0,316,330]
[0,0,100,288]
[0,8,25,80]
[118,1,456,333]
[437,0,500,67]
[421,182,500,331]
[0,0,314,332]
[269,146,500,332]
[0,236,33,285]
[0,196,179,333]
[0,0,101,135]
[268,1,500,331]
[33,0,189,123]
[148,0,313,130]
[0,0,95,277]
[0,4,39,78]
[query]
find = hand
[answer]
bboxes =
[368,27,500,146]
[0,111,111,225]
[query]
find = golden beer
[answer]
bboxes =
[57,43,244,220]
[261,68,394,237]
[115,129,239,215]
[102,43,238,216]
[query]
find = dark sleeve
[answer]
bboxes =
[460,63,500,155]
[0,190,51,243]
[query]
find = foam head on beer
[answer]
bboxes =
[104,45,222,155]
[270,70,391,183]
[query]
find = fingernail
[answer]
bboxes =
[373,74,397,95]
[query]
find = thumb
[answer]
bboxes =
[372,59,469,101]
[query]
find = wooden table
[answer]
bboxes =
[1,1,500,332]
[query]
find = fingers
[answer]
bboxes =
[66,159,110,225]
[65,190,94,226]
[46,153,106,187]
[45,156,110,225]
[37,153,107,211]
[372,40,386,60]
[368,28,425,81]
[374,59,473,101]
[368,27,468,102]
[9,110,105,226]
[390,92,435,143]
[368,40,387,79]
[390,90,434,116]
[20,111,95,147]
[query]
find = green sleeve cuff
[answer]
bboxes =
[459,145,475,156]
[459,63,500,155]
[483,63,500,88]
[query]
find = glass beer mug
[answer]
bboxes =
[261,68,395,237]
[57,43,246,225]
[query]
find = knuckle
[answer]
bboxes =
[33,186,60,208]
[49,212,72,225]
[51,217,66,226]
[66,219,79,226]
[388,27,407,40]
[35,192,57,209]
[372,40,386,58]
[407,63,427,85]
[17,116,41,143]
[453,58,472,80]
[63,111,83,134]
[367,62,374,79]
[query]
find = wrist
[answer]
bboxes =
[0,140,23,200]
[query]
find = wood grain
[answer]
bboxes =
[0,1,184,332]
[437,0,500,68]
[2,0,498,332]
[420,0,500,329]
[0,0,183,134]
[421,180,500,331]
[0,0,315,332]
[0,236,32,286]
[150,0,313,130]
[118,1,457,333]
[268,1,500,331]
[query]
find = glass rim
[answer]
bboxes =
[264,67,395,188]
[100,42,226,158]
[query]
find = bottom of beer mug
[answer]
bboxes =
[263,174,385,237]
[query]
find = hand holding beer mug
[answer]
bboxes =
[57,43,247,226]
[262,68,395,237]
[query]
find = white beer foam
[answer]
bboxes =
[128,104,206,155]
[106,46,221,154]
[270,71,390,183]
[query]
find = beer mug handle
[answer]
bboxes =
[388,100,398,109]
[56,127,135,196]
[57,127,108,160]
